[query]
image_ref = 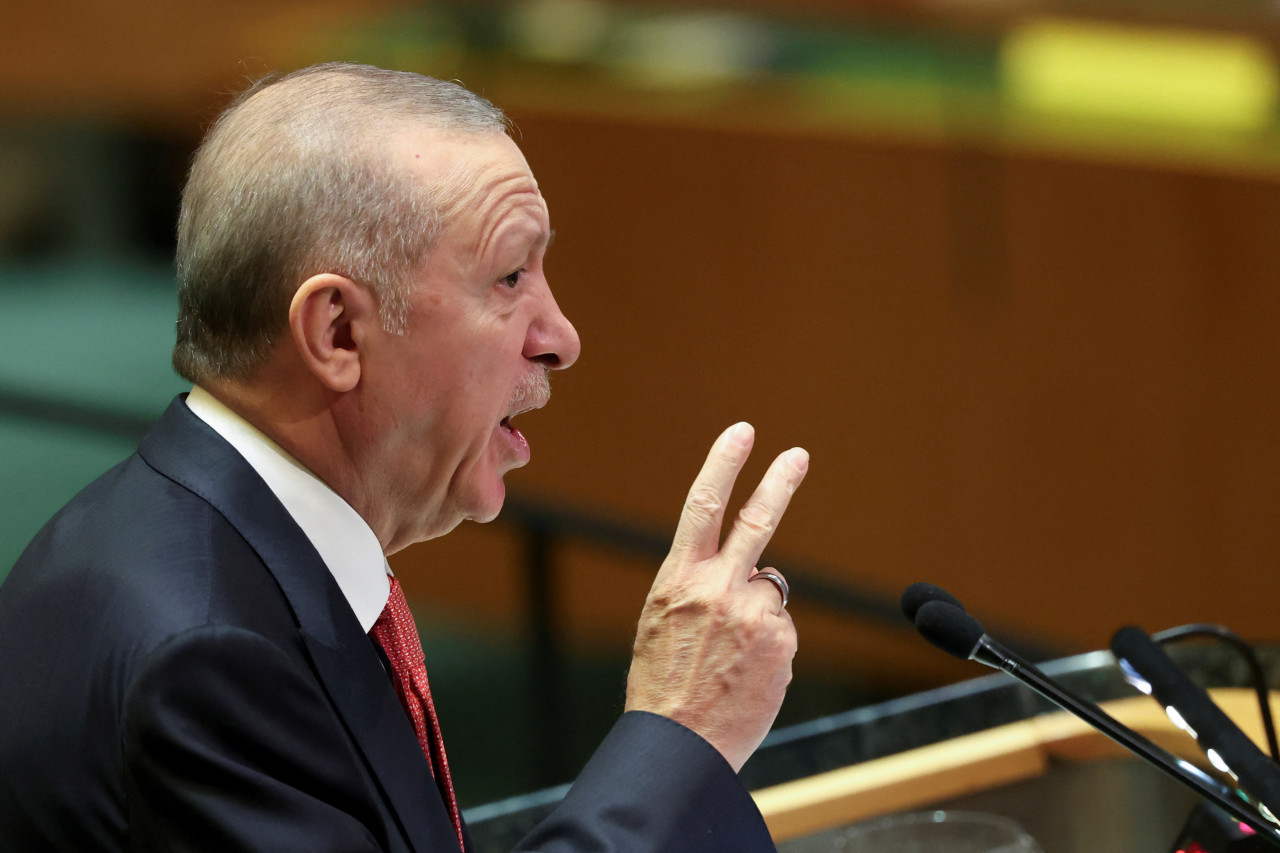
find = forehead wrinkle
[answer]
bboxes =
[473,175,547,264]
[433,159,490,226]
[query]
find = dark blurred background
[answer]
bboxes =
[3,0,1280,807]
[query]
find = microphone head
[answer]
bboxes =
[1110,625,1154,661]
[901,582,966,623]
[915,600,985,659]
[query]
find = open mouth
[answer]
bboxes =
[497,413,532,462]
[501,396,544,433]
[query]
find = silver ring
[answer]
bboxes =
[749,571,789,609]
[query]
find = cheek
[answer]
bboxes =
[433,384,500,451]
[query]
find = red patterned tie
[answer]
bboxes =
[370,577,464,851]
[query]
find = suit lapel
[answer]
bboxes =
[138,396,458,852]
[304,633,464,852]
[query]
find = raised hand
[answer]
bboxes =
[625,422,809,771]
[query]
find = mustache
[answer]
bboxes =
[509,367,551,415]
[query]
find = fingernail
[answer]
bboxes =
[728,422,753,446]
[787,448,809,473]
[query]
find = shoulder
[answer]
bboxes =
[1,436,301,690]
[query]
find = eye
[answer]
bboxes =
[500,269,524,288]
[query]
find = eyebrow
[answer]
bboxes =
[537,229,557,250]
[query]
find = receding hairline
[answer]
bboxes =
[241,70,519,218]
[386,127,542,236]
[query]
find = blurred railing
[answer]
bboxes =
[498,493,915,782]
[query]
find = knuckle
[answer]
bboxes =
[683,488,724,522]
[735,503,775,537]
[776,628,796,655]
[642,582,719,625]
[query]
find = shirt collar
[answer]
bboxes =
[185,385,390,632]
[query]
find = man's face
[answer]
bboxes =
[356,130,580,551]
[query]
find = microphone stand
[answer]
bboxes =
[921,604,1280,846]
[976,635,1280,830]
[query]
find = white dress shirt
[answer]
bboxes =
[184,386,390,632]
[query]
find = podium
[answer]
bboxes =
[760,689,1280,850]
[467,645,1280,852]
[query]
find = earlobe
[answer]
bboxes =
[288,274,371,393]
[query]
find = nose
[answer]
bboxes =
[524,283,581,370]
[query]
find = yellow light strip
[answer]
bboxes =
[1002,17,1279,131]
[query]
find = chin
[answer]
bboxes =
[462,480,508,525]
[468,505,504,525]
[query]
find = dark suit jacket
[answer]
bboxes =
[0,396,775,852]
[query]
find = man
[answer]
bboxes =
[0,63,807,851]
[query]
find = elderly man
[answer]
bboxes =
[0,63,806,851]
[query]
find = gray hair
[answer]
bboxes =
[172,62,509,383]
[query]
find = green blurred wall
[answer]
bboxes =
[0,263,187,578]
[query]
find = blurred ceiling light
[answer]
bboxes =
[1002,18,1278,131]
[609,11,773,89]
[509,0,612,64]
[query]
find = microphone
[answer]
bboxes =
[1111,625,1280,817]
[907,592,1280,845]
[1151,623,1280,762]
[900,581,965,622]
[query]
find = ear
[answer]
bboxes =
[287,274,376,393]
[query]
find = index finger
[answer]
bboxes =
[668,422,756,563]
[720,447,809,575]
